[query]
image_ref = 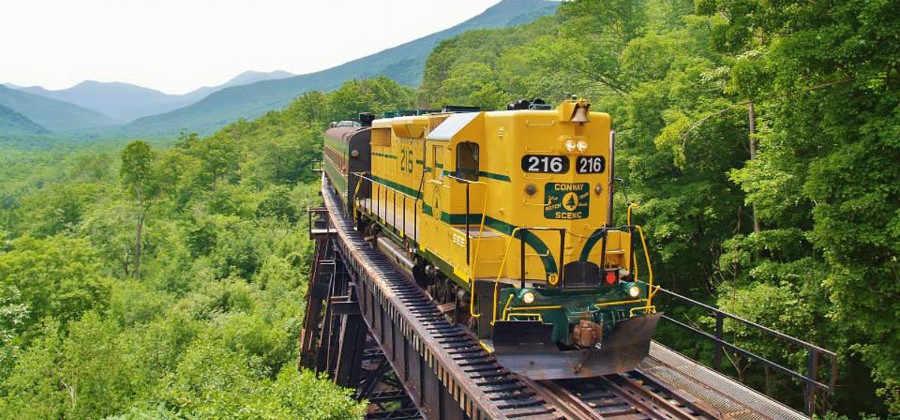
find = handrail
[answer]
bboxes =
[358,170,491,320]
[352,172,421,244]
[646,283,838,414]
[634,225,655,312]
[627,202,637,226]
[489,226,566,324]
[352,175,363,223]
[306,207,333,238]
[444,173,489,320]
[492,227,523,325]
[353,172,420,201]
[652,286,836,357]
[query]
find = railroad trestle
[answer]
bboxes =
[300,179,826,420]
[300,187,559,419]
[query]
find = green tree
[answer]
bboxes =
[0,235,111,340]
[120,141,157,278]
[700,0,899,411]
[326,76,415,122]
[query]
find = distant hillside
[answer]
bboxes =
[0,85,121,133]
[12,71,294,122]
[17,81,187,122]
[181,70,296,103]
[0,103,50,136]
[126,0,558,136]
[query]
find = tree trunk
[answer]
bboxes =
[134,183,144,279]
[134,211,143,278]
[748,101,761,234]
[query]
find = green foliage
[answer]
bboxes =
[0,76,410,418]
[0,1,893,413]
[107,280,173,327]
[0,235,112,340]
[158,341,363,418]
[79,198,141,277]
[0,320,67,419]
[15,182,108,237]
[120,141,156,199]
[418,0,898,414]
[326,76,415,122]
[256,185,300,223]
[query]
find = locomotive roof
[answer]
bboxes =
[426,112,480,142]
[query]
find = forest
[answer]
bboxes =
[0,0,896,418]
[419,0,897,415]
[0,78,413,418]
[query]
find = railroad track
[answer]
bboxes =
[528,370,720,420]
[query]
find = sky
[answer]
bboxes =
[1,0,509,94]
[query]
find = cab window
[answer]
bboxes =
[456,142,479,181]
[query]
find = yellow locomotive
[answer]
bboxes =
[324,99,661,379]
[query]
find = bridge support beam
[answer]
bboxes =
[301,211,423,419]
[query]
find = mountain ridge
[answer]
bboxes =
[125,0,558,136]
[0,103,50,136]
[8,70,295,122]
[0,85,122,134]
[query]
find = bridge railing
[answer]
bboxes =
[643,283,838,415]
[307,206,336,238]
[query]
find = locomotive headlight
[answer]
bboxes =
[350,149,360,158]
[627,284,641,298]
[564,138,577,153]
[521,290,536,305]
[576,140,588,152]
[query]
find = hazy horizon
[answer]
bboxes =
[4,70,295,95]
[1,0,526,95]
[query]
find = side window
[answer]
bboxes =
[456,142,479,181]
[432,145,443,180]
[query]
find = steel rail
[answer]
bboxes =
[525,379,604,420]
[631,367,730,420]
[525,375,711,420]
[597,374,702,420]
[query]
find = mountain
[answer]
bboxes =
[182,70,296,102]
[126,0,559,136]
[0,85,121,134]
[11,70,294,123]
[17,81,185,123]
[0,103,50,136]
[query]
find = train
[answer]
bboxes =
[321,98,661,380]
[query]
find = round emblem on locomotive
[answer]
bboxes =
[562,192,579,211]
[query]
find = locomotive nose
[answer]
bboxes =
[491,313,663,380]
